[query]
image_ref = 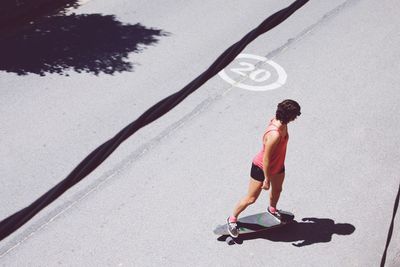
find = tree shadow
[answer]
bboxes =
[0,12,169,76]
[0,0,80,30]
[219,217,356,247]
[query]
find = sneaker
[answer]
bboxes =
[227,217,239,238]
[267,206,282,221]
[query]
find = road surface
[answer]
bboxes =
[1,0,399,266]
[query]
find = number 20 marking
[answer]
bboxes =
[218,53,287,92]
[231,62,271,82]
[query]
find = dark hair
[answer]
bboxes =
[276,99,301,124]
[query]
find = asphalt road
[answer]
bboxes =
[1,0,399,266]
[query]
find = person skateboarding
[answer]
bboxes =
[227,99,301,238]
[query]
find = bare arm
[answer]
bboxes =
[262,131,280,190]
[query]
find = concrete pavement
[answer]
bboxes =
[1,0,399,266]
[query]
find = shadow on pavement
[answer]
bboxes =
[219,217,356,247]
[0,0,80,30]
[0,13,169,76]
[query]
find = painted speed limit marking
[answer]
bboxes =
[218,53,287,91]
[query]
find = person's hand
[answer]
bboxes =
[262,178,270,190]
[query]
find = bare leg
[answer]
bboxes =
[232,178,263,218]
[269,172,285,209]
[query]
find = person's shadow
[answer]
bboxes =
[0,12,169,76]
[220,217,356,247]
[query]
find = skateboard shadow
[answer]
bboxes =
[0,12,169,76]
[219,217,356,247]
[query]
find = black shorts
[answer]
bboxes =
[250,163,285,182]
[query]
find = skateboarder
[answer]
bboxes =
[227,99,301,238]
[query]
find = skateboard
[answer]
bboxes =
[213,210,294,245]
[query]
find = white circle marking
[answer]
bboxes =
[218,53,287,91]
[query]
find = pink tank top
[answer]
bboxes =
[252,119,288,175]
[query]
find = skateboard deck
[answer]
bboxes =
[213,210,294,236]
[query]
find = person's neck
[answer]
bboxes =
[273,118,286,128]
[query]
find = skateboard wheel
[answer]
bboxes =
[226,236,235,245]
